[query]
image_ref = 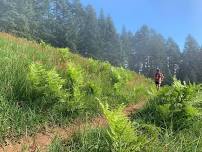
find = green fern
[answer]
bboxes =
[66,63,85,110]
[58,48,70,62]
[29,63,47,89]
[28,63,67,103]
[100,101,141,152]
[140,78,201,131]
[47,69,67,101]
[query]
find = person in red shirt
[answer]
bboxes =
[154,68,164,90]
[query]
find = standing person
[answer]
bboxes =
[154,68,164,90]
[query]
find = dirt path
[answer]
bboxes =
[0,101,145,152]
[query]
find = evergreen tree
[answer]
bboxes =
[120,27,134,67]
[0,0,202,83]
[129,26,167,81]
[0,0,30,37]
[103,16,121,65]
[77,5,98,57]
[180,35,200,82]
[128,25,150,71]
[65,0,86,51]
[97,9,107,59]
[165,38,181,76]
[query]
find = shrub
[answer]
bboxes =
[83,82,101,96]
[58,48,70,62]
[66,63,85,111]
[40,40,49,49]
[87,58,100,73]
[111,67,139,103]
[28,63,67,105]
[100,102,142,151]
[139,78,200,131]
[47,69,67,101]
[67,102,147,152]
[111,67,132,84]
[29,63,48,93]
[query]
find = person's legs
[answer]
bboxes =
[155,81,161,91]
[155,81,159,90]
[157,83,160,90]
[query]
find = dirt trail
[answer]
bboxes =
[0,101,145,152]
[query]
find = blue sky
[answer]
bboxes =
[80,0,202,49]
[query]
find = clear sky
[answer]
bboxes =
[80,0,202,49]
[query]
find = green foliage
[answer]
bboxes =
[47,69,67,101]
[58,48,70,62]
[112,67,132,83]
[1,0,202,84]
[66,102,161,152]
[111,66,151,104]
[29,63,67,104]
[0,95,43,142]
[139,78,200,131]
[40,40,49,49]
[111,67,132,100]
[67,128,111,152]
[100,102,141,151]
[0,33,154,147]
[66,63,84,85]
[83,81,102,97]
[87,58,100,73]
[48,138,65,152]
[66,63,85,110]
[29,63,47,89]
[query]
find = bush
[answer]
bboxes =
[58,48,70,62]
[28,63,67,106]
[66,102,161,152]
[100,102,142,151]
[66,63,85,111]
[139,78,200,131]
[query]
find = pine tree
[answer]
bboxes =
[180,35,200,82]
[129,26,167,80]
[104,16,121,65]
[77,5,99,57]
[165,38,181,76]
[65,0,86,51]
[97,9,107,59]
[0,0,30,37]
[128,25,150,71]
[120,27,134,67]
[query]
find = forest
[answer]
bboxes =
[1,0,202,84]
[0,1,202,151]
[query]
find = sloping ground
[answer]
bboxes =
[0,33,154,152]
[0,101,145,152]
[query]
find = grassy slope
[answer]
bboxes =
[0,33,154,142]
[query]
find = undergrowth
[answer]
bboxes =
[136,79,201,131]
[0,33,153,142]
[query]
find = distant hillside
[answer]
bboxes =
[0,33,154,142]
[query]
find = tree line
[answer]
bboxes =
[0,0,202,84]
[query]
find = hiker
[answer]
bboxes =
[154,68,164,90]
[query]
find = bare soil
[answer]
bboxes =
[0,101,145,152]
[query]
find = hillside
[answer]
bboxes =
[0,33,154,151]
[1,33,202,152]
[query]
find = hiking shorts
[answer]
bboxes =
[155,81,161,85]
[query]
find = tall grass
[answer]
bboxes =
[0,32,153,142]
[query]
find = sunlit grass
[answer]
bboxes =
[0,32,153,143]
